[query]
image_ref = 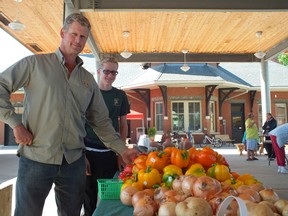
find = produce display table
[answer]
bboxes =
[92,199,132,216]
[93,171,132,216]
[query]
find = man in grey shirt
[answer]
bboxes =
[0,13,138,216]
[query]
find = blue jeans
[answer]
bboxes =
[14,155,86,216]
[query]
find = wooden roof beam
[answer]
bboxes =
[79,0,288,11]
[104,53,260,63]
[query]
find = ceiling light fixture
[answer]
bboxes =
[180,49,190,72]
[120,31,132,59]
[8,0,25,31]
[254,31,266,59]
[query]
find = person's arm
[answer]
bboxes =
[270,119,277,131]
[262,121,267,130]
[0,57,34,145]
[247,119,255,128]
[119,115,128,142]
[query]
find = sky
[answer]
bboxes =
[0,28,33,72]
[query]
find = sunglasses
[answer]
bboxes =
[102,69,118,76]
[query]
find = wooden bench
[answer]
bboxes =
[215,134,235,146]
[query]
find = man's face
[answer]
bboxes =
[99,62,118,86]
[60,22,89,56]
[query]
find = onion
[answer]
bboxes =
[274,199,288,214]
[154,186,170,204]
[120,185,139,206]
[241,189,261,202]
[181,175,197,196]
[143,188,155,198]
[249,183,265,192]
[220,182,238,196]
[192,176,222,199]
[208,192,229,215]
[158,202,177,216]
[236,185,251,194]
[172,175,185,192]
[132,191,147,206]
[238,193,256,202]
[164,189,189,202]
[133,196,155,216]
[259,189,279,203]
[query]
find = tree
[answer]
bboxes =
[278,53,288,66]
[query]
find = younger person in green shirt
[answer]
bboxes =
[245,112,259,161]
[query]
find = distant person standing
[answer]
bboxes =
[269,123,288,174]
[262,113,277,160]
[84,57,130,216]
[245,112,259,161]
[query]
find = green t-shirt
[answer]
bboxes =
[245,118,258,139]
[85,87,130,148]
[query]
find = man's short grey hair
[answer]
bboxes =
[100,57,119,68]
[62,13,91,31]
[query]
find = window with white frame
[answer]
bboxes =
[275,103,287,125]
[172,101,201,132]
[155,102,164,131]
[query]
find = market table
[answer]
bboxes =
[92,199,133,216]
[92,171,133,216]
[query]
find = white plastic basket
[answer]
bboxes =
[217,196,248,216]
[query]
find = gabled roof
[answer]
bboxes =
[220,61,288,89]
[80,56,288,91]
[115,63,251,89]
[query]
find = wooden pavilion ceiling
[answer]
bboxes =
[1,0,288,63]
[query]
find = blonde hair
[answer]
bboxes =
[100,57,119,68]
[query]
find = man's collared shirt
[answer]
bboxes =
[0,49,126,164]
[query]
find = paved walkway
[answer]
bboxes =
[1,145,287,215]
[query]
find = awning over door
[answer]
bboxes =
[127,110,144,120]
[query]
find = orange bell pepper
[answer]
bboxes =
[146,151,169,171]
[170,149,190,168]
[237,173,259,185]
[133,154,148,171]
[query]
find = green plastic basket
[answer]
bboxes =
[97,179,123,200]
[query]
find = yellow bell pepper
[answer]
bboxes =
[138,165,162,189]
[185,163,206,177]
[121,179,143,191]
[162,164,183,187]
[207,164,231,182]
[225,177,244,189]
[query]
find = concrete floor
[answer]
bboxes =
[1,145,288,215]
